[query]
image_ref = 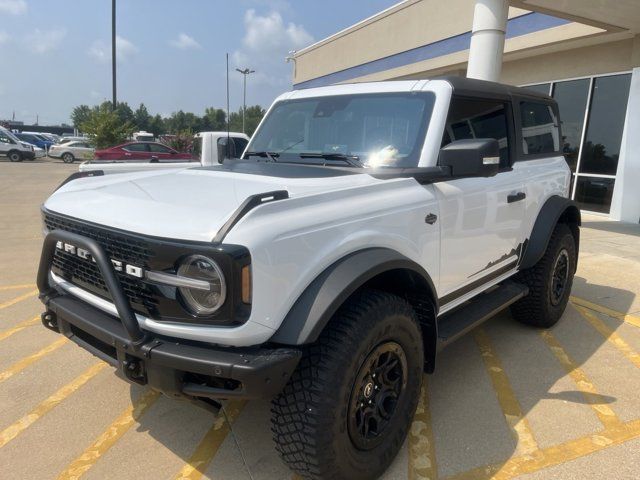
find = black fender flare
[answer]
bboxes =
[519,195,581,270]
[270,248,438,347]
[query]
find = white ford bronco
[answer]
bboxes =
[38,77,579,480]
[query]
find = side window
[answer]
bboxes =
[442,98,511,168]
[124,143,149,152]
[0,133,15,144]
[520,101,559,155]
[217,137,237,159]
[232,137,248,154]
[148,143,172,153]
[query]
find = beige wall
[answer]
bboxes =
[293,0,529,84]
[501,37,638,85]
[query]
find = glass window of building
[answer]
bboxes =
[525,73,632,215]
[579,74,631,176]
[574,177,616,214]
[552,79,590,173]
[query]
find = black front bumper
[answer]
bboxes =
[38,230,301,405]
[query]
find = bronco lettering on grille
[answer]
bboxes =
[56,241,144,278]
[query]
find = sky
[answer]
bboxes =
[0,0,399,125]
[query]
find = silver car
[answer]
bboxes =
[48,140,95,163]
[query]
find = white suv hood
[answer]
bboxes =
[45,167,382,242]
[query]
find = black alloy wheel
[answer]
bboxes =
[348,342,408,451]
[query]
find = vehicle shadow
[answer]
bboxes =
[129,279,637,480]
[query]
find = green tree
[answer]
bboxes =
[134,103,151,131]
[80,104,135,149]
[161,129,194,153]
[166,110,203,133]
[229,105,265,136]
[202,107,227,131]
[148,114,166,137]
[71,105,93,129]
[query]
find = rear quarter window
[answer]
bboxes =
[519,101,560,156]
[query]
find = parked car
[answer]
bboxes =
[0,127,35,161]
[48,140,95,163]
[37,77,580,480]
[38,133,62,143]
[81,132,249,174]
[30,144,46,158]
[58,136,88,145]
[94,141,194,161]
[14,132,54,151]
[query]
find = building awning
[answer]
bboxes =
[511,0,640,33]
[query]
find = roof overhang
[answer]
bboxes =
[510,0,640,33]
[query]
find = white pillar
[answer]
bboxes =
[610,67,640,223]
[466,0,509,82]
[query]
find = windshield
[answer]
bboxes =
[246,92,435,168]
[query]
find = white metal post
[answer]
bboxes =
[467,0,509,82]
[610,67,640,223]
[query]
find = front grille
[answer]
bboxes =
[44,212,159,316]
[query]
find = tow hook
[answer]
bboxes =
[40,311,59,332]
[123,357,147,385]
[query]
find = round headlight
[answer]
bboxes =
[177,255,226,315]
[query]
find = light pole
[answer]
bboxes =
[111,0,117,110]
[235,67,255,133]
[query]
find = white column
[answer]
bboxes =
[610,67,640,223]
[466,0,509,82]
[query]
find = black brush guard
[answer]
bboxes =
[37,230,301,410]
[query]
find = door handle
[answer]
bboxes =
[507,192,526,203]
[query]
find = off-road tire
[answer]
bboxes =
[62,153,75,163]
[511,223,576,328]
[271,290,424,480]
[8,150,22,162]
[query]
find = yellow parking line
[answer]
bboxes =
[575,305,640,369]
[408,376,438,480]
[0,284,36,292]
[540,330,621,430]
[173,400,246,480]
[571,296,640,329]
[0,362,106,449]
[444,418,640,480]
[56,388,160,480]
[474,329,539,456]
[0,315,40,342]
[0,289,38,310]
[0,337,67,383]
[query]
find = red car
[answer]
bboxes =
[94,142,194,161]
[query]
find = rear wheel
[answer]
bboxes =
[8,150,22,162]
[62,153,75,163]
[271,290,424,480]
[511,223,576,327]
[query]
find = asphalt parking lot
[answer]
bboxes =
[1,157,640,480]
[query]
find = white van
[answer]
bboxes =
[0,127,35,161]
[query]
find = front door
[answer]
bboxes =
[434,97,526,306]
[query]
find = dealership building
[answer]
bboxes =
[291,0,640,223]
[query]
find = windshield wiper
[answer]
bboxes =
[298,152,364,167]
[244,151,279,162]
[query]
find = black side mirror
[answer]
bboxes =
[438,139,501,178]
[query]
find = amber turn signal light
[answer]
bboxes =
[241,265,252,304]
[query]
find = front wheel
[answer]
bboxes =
[62,153,75,163]
[8,151,23,162]
[511,223,577,328]
[271,290,424,480]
